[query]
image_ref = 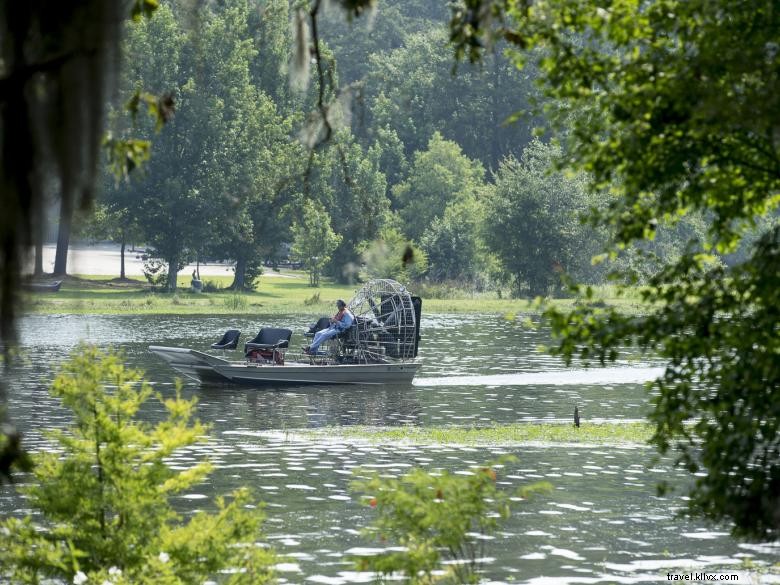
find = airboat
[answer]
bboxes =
[149,279,422,386]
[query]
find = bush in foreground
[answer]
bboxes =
[0,345,275,584]
[352,458,550,584]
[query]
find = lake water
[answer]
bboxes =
[2,313,778,583]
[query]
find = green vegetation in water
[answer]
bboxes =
[288,422,655,446]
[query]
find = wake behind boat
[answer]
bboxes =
[149,279,422,386]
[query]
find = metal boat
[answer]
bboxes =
[149,279,422,386]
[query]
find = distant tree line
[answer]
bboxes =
[52,0,706,296]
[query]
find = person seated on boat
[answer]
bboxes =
[304,299,354,355]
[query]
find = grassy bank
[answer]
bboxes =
[24,273,646,316]
[277,422,655,446]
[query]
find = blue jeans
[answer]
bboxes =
[309,327,339,353]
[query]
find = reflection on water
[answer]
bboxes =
[415,366,666,387]
[3,313,777,583]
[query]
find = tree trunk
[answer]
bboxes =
[33,216,44,276]
[33,240,44,276]
[119,232,126,280]
[230,256,247,290]
[166,254,178,292]
[53,199,72,276]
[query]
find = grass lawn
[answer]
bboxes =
[23,272,647,316]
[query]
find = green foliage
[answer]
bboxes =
[130,0,159,22]
[126,90,174,132]
[108,0,299,292]
[467,0,780,538]
[103,136,152,181]
[0,345,275,584]
[291,199,342,287]
[420,198,488,284]
[304,291,322,306]
[351,458,551,583]
[360,24,538,170]
[369,125,409,187]
[0,422,33,483]
[360,226,427,282]
[322,133,391,283]
[142,257,167,290]
[547,230,780,539]
[243,261,265,290]
[223,293,249,311]
[202,279,224,293]
[485,140,595,297]
[393,132,485,242]
[287,422,656,446]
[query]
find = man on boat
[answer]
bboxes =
[304,299,354,354]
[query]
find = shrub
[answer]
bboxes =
[351,458,550,584]
[0,346,275,584]
[304,292,321,306]
[223,294,249,311]
[202,280,223,293]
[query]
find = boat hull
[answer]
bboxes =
[149,345,420,386]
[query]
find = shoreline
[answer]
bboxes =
[22,274,646,317]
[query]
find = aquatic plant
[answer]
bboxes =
[351,457,551,584]
[292,422,655,446]
[0,346,275,584]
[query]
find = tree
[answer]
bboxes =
[449,0,780,538]
[392,132,485,242]
[319,1,447,86]
[419,198,487,284]
[291,199,342,287]
[0,0,162,482]
[484,140,593,296]
[325,135,391,283]
[359,225,427,282]
[360,25,539,170]
[116,0,298,292]
[351,459,550,584]
[81,202,142,280]
[247,0,295,112]
[368,125,408,187]
[0,346,275,584]
[0,1,126,345]
[115,3,195,291]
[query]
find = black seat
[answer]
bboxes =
[244,327,293,363]
[304,317,331,338]
[211,329,240,350]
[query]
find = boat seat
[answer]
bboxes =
[338,322,359,344]
[245,327,293,364]
[211,329,241,350]
[331,323,363,362]
[304,316,331,338]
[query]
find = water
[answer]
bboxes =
[2,313,777,583]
